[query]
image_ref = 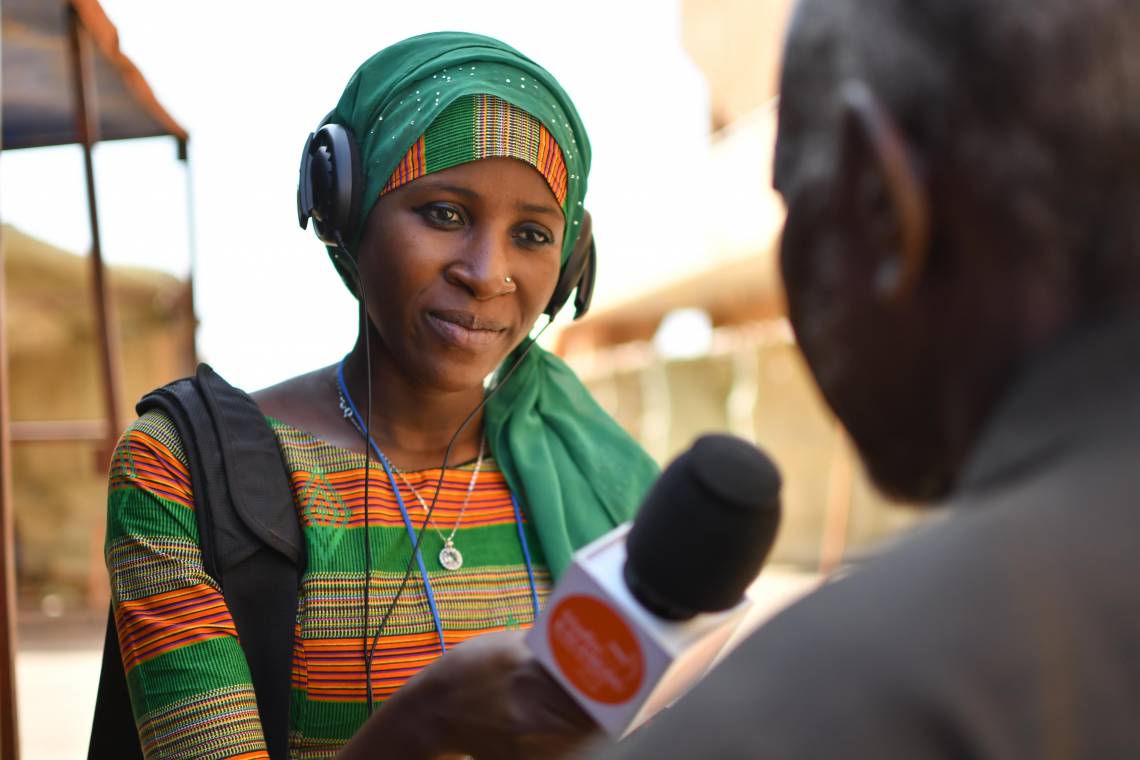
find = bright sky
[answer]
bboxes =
[0,0,711,391]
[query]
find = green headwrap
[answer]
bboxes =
[328,31,659,577]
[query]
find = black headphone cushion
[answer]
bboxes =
[301,123,362,247]
[546,233,596,320]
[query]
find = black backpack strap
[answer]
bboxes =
[89,363,303,760]
[191,364,303,760]
[194,364,304,566]
[88,607,145,760]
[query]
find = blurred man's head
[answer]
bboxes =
[775,0,1140,501]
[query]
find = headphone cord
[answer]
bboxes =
[362,318,552,680]
[330,237,379,714]
[333,232,554,715]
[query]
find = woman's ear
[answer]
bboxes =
[837,80,931,304]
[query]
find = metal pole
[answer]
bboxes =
[0,223,20,760]
[67,5,125,454]
[0,0,20,745]
[68,5,125,614]
[179,138,199,364]
[9,420,109,443]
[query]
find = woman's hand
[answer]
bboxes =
[338,629,600,760]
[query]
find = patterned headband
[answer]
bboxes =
[381,93,569,208]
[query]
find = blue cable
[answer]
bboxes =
[511,494,542,622]
[337,358,542,647]
[376,452,448,654]
[337,360,447,653]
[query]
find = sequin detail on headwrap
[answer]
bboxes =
[381,94,568,207]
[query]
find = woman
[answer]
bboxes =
[104,31,658,759]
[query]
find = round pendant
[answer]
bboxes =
[439,544,463,571]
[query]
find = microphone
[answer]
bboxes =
[525,434,781,737]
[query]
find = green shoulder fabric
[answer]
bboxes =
[484,344,660,578]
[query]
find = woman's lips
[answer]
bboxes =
[426,310,508,349]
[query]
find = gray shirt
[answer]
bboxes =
[584,317,1140,759]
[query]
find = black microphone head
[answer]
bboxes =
[623,434,782,620]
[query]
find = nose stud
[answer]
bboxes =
[504,276,513,284]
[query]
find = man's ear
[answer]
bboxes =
[838,80,930,303]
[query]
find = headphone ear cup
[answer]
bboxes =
[297,131,318,230]
[332,124,362,240]
[572,238,597,320]
[545,211,596,319]
[298,121,362,246]
[545,230,595,319]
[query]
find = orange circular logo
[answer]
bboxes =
[547,594,644,704]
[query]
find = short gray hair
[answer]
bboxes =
[777,0,1140,312]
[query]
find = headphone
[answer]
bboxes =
[296,114,597,320]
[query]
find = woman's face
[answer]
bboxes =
[355,157,565,392]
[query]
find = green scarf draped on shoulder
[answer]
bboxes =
[327,31,659,577]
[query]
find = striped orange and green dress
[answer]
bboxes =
[106,410,552,759]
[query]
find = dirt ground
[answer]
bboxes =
[15,609,104,759]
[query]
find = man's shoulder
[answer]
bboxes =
[589,421,1140,759]
[747,506,1025,675]
[770,433,1140,661]
[675,433,1140,752]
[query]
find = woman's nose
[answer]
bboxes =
[444,230,514,299]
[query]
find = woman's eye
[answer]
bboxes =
[419,204,464,227]
[515,226,553,246]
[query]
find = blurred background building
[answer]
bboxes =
[5,224,194,611]
[558,0,919,573]
[3,222,194,756]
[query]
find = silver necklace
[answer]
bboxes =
[392,437,485,571]
[338,389,484,570]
